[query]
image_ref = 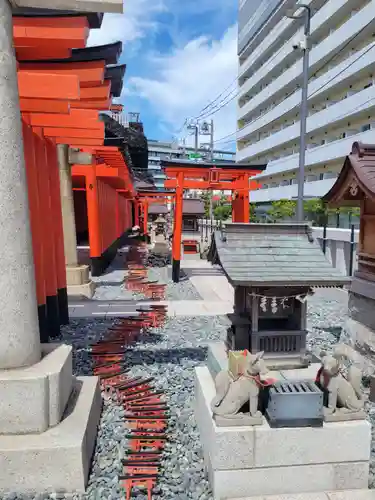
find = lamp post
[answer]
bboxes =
[286,4,311,222]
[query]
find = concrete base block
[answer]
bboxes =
[195,366,371,499]
[67,280,96,299]
[324,409,367,422]
[0,344,72,434]
[215,414,263,427]
[0,376,102,494]
[66,265,91,286]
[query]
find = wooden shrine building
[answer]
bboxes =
[208,223,349,364]
[323,142,375,354]
[161,159,267,282]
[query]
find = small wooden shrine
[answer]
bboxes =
[208,223,350,365]
[323,142,375,345]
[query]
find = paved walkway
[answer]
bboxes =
[69,253,348,319]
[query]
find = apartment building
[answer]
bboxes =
[148,140,235,190]
[237,0,375,204]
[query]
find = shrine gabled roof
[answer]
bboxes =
[322,142,375,206]
[161,159,267,170]
[208,223,350,288]
[149,204,169,215]
[12,7,103,28]
[182,199,205,215]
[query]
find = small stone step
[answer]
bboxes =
[232,489,375,499]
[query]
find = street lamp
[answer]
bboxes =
[286,3,311,222]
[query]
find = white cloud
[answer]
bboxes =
[87,0,165,47]
[127,25,238,149]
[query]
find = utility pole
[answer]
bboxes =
[194,124,199,154]
[209,119,214,160]
[286,4,311,222]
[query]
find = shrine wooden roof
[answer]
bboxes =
[208,223,350,288]
[161,159,267,171]
[105,65,126,97]
[323,142,375,206]
[149,204,169,215]
[19,42,123,65]
[182,199,205,215]
[12,8,103,27]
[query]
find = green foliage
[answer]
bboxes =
[213,204,232,221]
[267,199,296,222]
[200,192,211,217]
[250,203,258,222]
[266,198,361,225]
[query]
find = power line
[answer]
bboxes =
[193,34,292,121]
[193,77,237,119]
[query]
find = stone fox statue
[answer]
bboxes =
[211,351,271,419]
[317,344,364,414]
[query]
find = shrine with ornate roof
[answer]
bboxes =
[323,141,375,362]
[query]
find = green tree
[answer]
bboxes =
[200,192,211,217]
[303,198,327,226]
[213,204,232,221]
[267,199,296,222]
[249,203,258,222]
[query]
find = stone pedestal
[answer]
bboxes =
[66,264,96,298]
[340,278,375,376]
[197,343,371,499]
[58,145,95,298]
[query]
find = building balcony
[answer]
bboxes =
[238,40,375,142]
[250,178,336,203]
[237,86,375,162]
[250,128,375,181]
[238,0,375,123]
[238,0,351,102]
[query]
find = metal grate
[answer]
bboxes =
[258,333,304,354]
[266,379,323,428]
[273,381,318,394]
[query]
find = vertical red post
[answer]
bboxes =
[172,172,184,283]
[46,140,69,325]
[134,200,140,226]
[33,128,60,338]
[22,120,48,342]
[86,164,102,276]
[241,173,250,223]
[143,201,148,234]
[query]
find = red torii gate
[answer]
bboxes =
[136,190,175,234]
[161,159,266,282]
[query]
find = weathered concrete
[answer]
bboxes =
[0,0,40,369]
[0,344,72,434]
[58,145,95,297]
[58,144,80,268]
[68,148,93,166]
[195,366,371,499]
[0,376,102,494]
[8,0,123,13]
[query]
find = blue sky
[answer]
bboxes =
[88,0,238,149]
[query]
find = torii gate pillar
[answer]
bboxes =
[0,1,103,493]
[0,0,41,369]
[172,172,184,282]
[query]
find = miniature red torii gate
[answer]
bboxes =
[136,190,175,234]
[161,159,266,282]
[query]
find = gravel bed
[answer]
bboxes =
[5,291,375,499]
[92,267,201,302]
